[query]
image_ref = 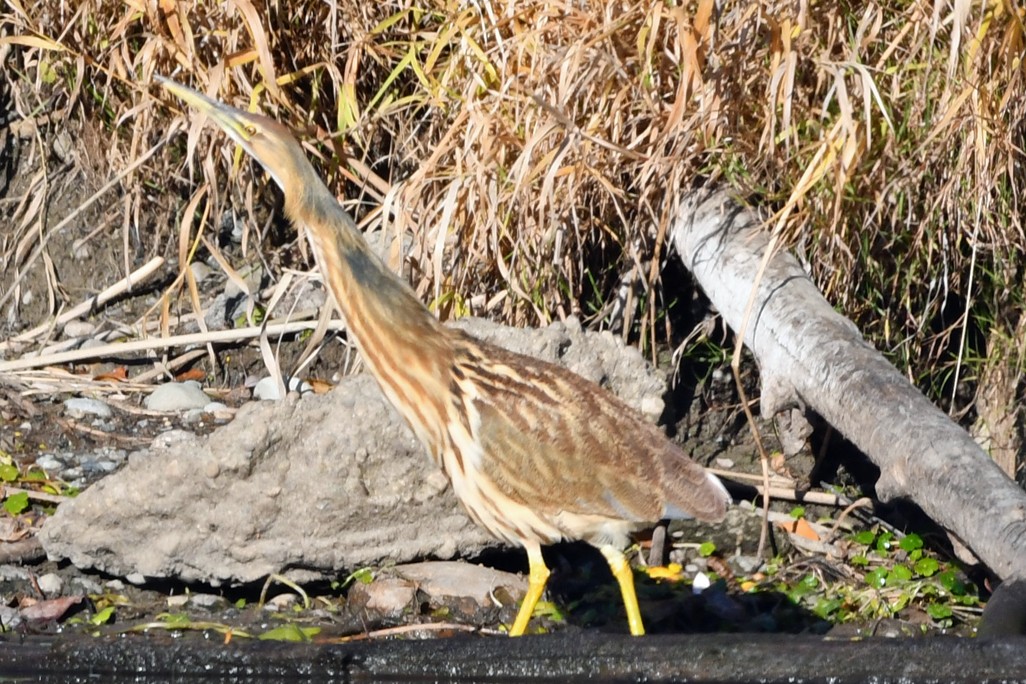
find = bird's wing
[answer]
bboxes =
[460,341,727,526]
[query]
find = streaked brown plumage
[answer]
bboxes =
[158,75,730,636]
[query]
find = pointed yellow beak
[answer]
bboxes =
[155,75,255,146]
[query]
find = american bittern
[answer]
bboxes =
[158,75,730,636]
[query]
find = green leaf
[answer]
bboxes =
[698,541,716,558]
[532,600,565,620]
[787,574,820,602]
[234,598,247,609]
[875,532,895,554]
[789,506,806,519]
[3,492,29,515]
[888,565,913,583]
[90,606,115,626]
[258,624,320,642]
[156,612,193,627]
[813,597,842,619]
[0,464,18,482]
[899,534,924,552]
[937,570,968,596]
[914,557,940,577]
[926,603,953,620]
[852,530,876,545]
[849,554,869,567]
[865,568,888,588]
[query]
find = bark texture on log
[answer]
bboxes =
[671,188,1026,581]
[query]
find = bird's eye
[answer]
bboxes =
[244,124,257,137]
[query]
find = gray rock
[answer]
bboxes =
[189,261,214,283]
[252,376,311,401]
[145,382,210,412]
[393,561,527,609]
[63,398,112,420]
[70,577,104,595]
[166,594,188,608]
[346,577,416,620]
[36,573,63,596]
[0,605,20,630]
[62,320,96,338]
[0,566,29,581]
[263,593,300,611]
[34,454,62,473]
[40,318,670,587]
[188,593,227,610]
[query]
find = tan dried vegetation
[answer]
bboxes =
[0,1,1024,433]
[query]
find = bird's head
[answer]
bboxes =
[156,75,302,192]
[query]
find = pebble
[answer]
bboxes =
[150,429,195,449]
[63,320,96,338]
[393,561,527,608]
[34,454,63,473]
[732,555,764,575]
[346,578,416,619]
[71,577,104,595]
[0,566,30,581]
[189,261,214,283]
[145,382,210,412]
[253,376,312,401]
[714,457,735,469]
[125,573,146,586]
[105,579,126,591]
[640,396,664,419]
[225,264,262,298]
[0,606,21,630]
[63,398,112,420]
[263,593,300,611]
[204,402,234,423]
[36,573,63,596]
[166,594,189,608]
[188,593,226,610]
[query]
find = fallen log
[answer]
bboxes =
[671,187,1026,581]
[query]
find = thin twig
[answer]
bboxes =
[0,319,346,373]
[1,486,67,505]
[332,622,493,642]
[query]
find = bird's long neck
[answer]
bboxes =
[283,169,454,454]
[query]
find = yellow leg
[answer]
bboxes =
[600,544,646,636]
[509,542,550,637]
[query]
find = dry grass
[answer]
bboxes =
[1,0,1024,417]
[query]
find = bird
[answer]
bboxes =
[157,75,730,636]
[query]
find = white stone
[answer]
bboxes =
[63,320,96,338]
[166,594,188,608]
[36,573,63,596]
[145,382,210,411]
[34,454,63,473]
[189,261,214,283]
[64,397,112,420]
[253,376,311,401]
